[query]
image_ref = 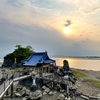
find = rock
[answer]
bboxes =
[42,85,47,90]
[15,86,30,97]
[30,85,38,92]
[60,89,65,93]
[54,84,61,91]
[16,86,23,90]
[67,97,72,100]
[97,93,100,98]
[29,90,42,100]
[48,91,54,95]
[23,97,27,100]
[53,91,57,94]
[65,97,68,100]
[64,75,69,80]
[14,92,22,97]
[44,88,50,93]
[43,92,47,95]
[25,89,30,95]
[57,94,65,100]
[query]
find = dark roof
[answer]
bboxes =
[22,51,55,66]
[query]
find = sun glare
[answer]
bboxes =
[64,27,71,34]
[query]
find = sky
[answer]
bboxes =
[0,0,100,58]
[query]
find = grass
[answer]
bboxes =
[82,78,100,88]
[72,69,87,78]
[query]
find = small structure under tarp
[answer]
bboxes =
[22,51,56,77]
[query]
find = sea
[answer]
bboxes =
[0,58,100,71]
[53,57,100,71]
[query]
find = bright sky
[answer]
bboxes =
[0,0,100,58]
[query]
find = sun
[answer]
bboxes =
[64,27,71,34]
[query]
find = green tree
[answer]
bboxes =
[3,45,34,67]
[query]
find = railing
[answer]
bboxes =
[0,72,20,95]
[0,71,32,99]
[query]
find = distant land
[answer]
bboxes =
[53,55,100,59]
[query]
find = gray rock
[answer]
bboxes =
[98,93,100,98]
[29,90,42,100]
[57,94,65,100]
[44,88,50,93]
[17,87,30,97]
[48,91,54,95]
[42,86,47,90]
[23,97,27,100]
[43,92,47,95]
[64,75,69,80]
[60,89,65,93]
[14,92,22,97]
[67,97,72,100]
[65,97,68,100]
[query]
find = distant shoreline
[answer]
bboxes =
[53,57,100,60]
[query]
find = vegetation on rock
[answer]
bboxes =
[3,45,34,67]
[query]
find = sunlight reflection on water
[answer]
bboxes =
[53,58,100,71]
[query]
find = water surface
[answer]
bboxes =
[53,58,100,71]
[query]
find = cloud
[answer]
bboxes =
[65,20,72,27]
[83,6,100,13]
[0,0,67,33]
[0,0,100,57]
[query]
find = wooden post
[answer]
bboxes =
[11,83,13,97]
[66,85,69,97]
[39,66,43,77]
[6,89,9,96]
[4,81,5,90]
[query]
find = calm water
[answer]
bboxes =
[53,58,100,71]
[0,58,100,71]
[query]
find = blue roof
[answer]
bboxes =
[22,51,55,66]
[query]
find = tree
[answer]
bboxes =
[3,45,34,67]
